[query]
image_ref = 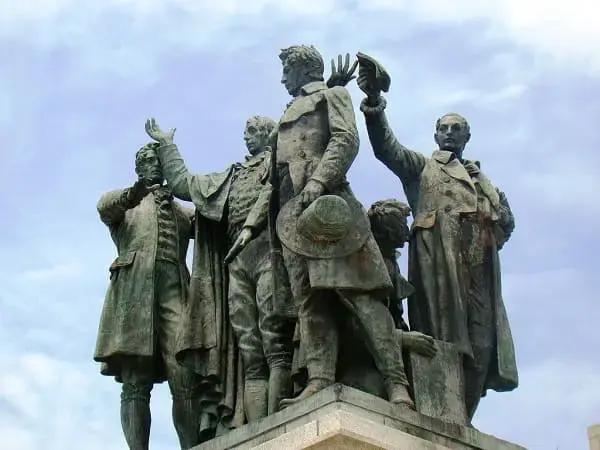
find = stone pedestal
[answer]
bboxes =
[588,424,600,450]
[193,384,525,450]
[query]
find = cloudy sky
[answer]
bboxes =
[1,0,599,449]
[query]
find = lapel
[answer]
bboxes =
[241,152,266,169]
[473,169,500,210]
[433,150,475,191]
[462,158,501,210]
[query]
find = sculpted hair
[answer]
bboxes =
[246,115,277,146]
[135,142,160,174]
[368,199,412,249]
[435,112,471,134]
[279,45,325,81]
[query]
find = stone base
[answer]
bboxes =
[588,424,600,450]
[193,384,526,450]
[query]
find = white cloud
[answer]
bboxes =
[518,159,600,213]
[0,0,598,449]
[0,348,130,450]
[362,0,600,74]
[1,0,598,76]
[475,358,600,449]
[17,263,83,283]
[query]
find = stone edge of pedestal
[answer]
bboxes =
[193,384,526,450]
[588,424,600,450]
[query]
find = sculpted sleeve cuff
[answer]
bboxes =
[360,96,387,116]
[157,143,192,201]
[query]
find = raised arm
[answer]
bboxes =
[360,96,426,183]
[355,53,426,184]
[144,118,193,201]
[155,143,193,201]
[309,86,360,190]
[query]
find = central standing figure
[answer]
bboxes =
[243,45,413,408]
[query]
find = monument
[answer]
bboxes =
[93,47,524,450]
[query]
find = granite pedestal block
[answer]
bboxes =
[193,384,525,450]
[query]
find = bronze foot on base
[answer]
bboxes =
[387,383,416,410]
[280,378,333,410]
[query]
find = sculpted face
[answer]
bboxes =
[281,60,307,97]
[135,145,164,185]
[243,122,263,156]
[434,114,471,157]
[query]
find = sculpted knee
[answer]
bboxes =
[121,382,152,402]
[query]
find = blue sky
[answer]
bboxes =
[1,1,599,449]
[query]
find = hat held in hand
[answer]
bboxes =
[356,51,391,93]
[277,194,370,259]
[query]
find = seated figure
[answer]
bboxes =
[336,199,437,399]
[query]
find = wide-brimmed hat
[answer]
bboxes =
[276,194,370,259]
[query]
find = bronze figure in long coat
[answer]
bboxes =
[247,45,414,409]
[94,142,201,449]
[357,53,518,421]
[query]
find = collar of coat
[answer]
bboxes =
[432,150,481,175]
[432,150,501,209]
[234,151,267,169]
[300,81,328,95]
[285,81,328,109]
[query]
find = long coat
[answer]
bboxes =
[268,81,392,298]
[363,108,518,394]
[94,188,194,383]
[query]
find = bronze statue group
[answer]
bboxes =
[94,46,517,450]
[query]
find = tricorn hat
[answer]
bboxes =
[277,194,370,259]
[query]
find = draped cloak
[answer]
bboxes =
[173,168,246,436]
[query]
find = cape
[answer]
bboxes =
[175,167,245,436]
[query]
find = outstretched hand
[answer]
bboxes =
[326,53,358,88]
[145,117,176,145]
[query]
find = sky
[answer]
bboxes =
[1,0,599,449]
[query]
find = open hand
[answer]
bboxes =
[145,117,176,145]
[326,53,358,88]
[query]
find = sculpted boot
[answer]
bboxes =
[268,366,292,414]
[120,383,152,450]
[244,379,269,422]
[280,294,338,409]
[385,381,415,409]
[172,397,201,449]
